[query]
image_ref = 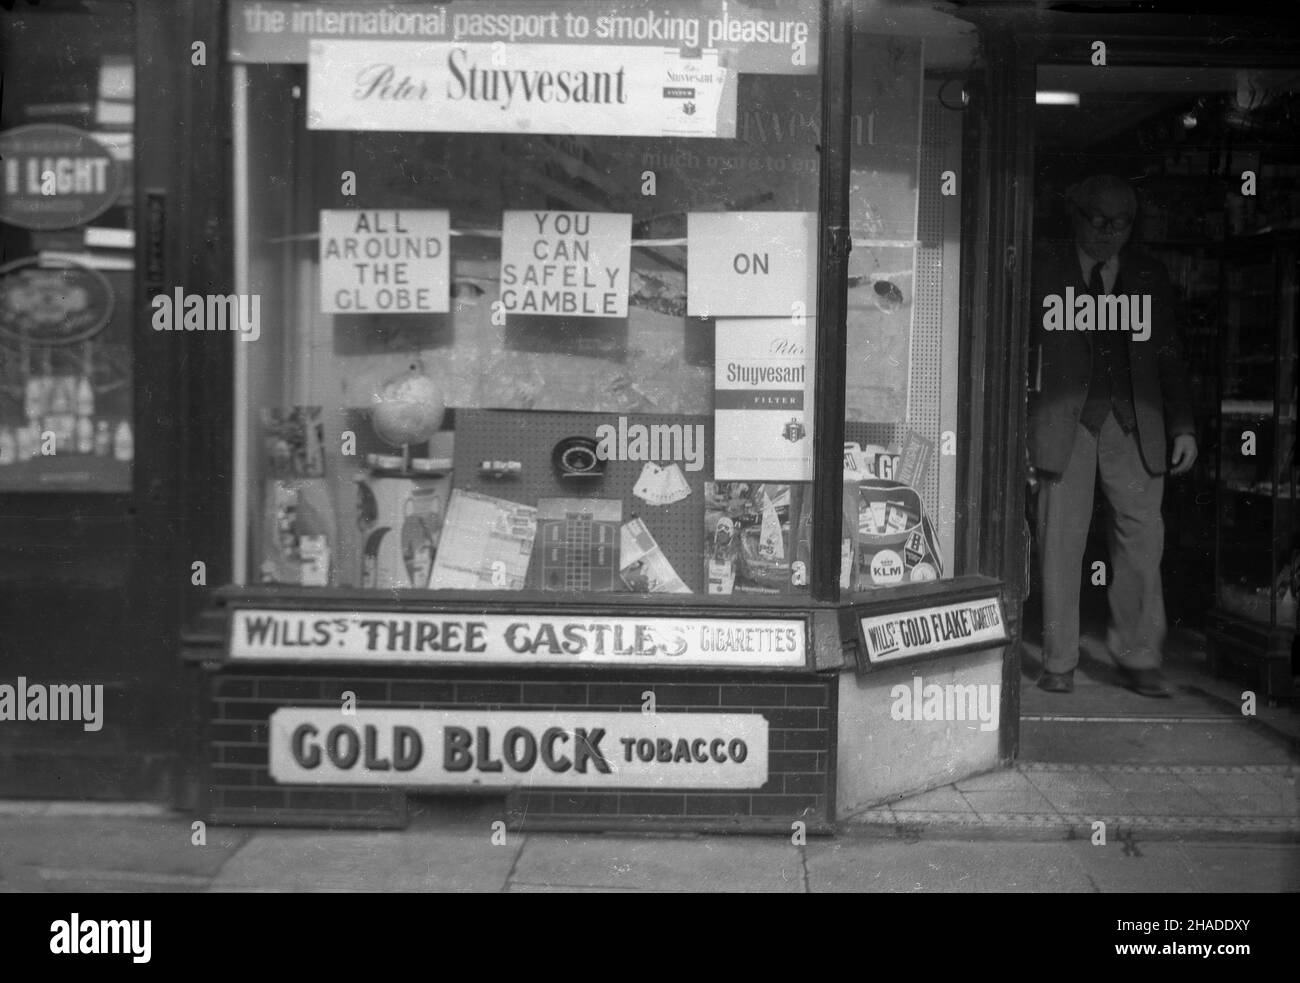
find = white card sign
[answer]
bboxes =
[499,211,631,318]
[714,317,815,481]
[319,209,450,313]
[687,212,816,317]
[307,40,732,137]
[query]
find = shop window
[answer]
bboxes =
[0,3,136,492]
[842,8,977,592]
[230,0,827,599]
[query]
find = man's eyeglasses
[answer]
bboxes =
[1074,203,1132,232]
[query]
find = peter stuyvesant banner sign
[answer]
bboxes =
[307,39,735,137]
[229,608,807,668]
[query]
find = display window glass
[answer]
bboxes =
[231,0,827,600]
[841,6,975,592]
[0,3,137,492]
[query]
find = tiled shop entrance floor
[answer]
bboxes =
[1021,720,1298,765]
[1019,627,1300,766]
[848,628,1300,838]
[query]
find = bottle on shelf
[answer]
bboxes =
[94,419,112,456]
[0,427,15,465]
[75,376,95,416]
[17,424,36,460]
[24,377,45,420]
[76,416,94,454]
[50,378,72,414]
[113,420,134,462]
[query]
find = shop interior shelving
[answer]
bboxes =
[1207,230,1298,702]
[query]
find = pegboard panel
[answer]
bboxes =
[918,103,946,250]
[909,100,946,516]
[453,409,708,593]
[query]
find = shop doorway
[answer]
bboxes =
[0,0,213,800]
[1020,61,1300,767]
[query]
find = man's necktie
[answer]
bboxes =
[1089,260,1106,297]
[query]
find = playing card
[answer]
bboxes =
[659,463,691,505]
[633,462,664,503]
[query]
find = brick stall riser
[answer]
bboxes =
[201,669,836,833]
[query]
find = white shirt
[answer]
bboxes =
[1077,245,1119,294]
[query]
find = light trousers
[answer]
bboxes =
[1036,413,1166,673]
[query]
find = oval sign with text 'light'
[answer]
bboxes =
[0,124,125,231]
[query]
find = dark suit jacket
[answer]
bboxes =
[1028,241,1196,476]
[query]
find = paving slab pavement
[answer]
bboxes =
[0,810,250,894]
[208,826,524,892]
[804,839,1095,893]
[1,808,1297,892]
[509,834,805,893]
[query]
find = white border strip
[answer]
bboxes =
[232,65,250,585]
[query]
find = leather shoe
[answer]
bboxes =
[1116,666,1173,698]
[1037,670,1074,693]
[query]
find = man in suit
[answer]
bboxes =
[1029,174,1198,697]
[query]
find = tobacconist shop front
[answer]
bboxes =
[175,0,1026,832]
[1,0,1034,830]
[10,0,1184,831]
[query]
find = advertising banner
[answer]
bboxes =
[859,597,1009,665]
[230,608,807,668]
[269,708,770,788]
[230,0,820,75]
[307,39,734,137]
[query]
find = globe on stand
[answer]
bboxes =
[369,361,445,471]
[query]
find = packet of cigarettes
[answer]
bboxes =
[885,501,911,533]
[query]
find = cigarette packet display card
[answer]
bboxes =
[714,317,814,481]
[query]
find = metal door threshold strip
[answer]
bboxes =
[1022,715,1242,724]
[1019,762,1300,775]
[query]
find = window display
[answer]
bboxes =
[232,0,828,600]
[0,40,136,492]
[840,35,963,591]
[231,0,967,600]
